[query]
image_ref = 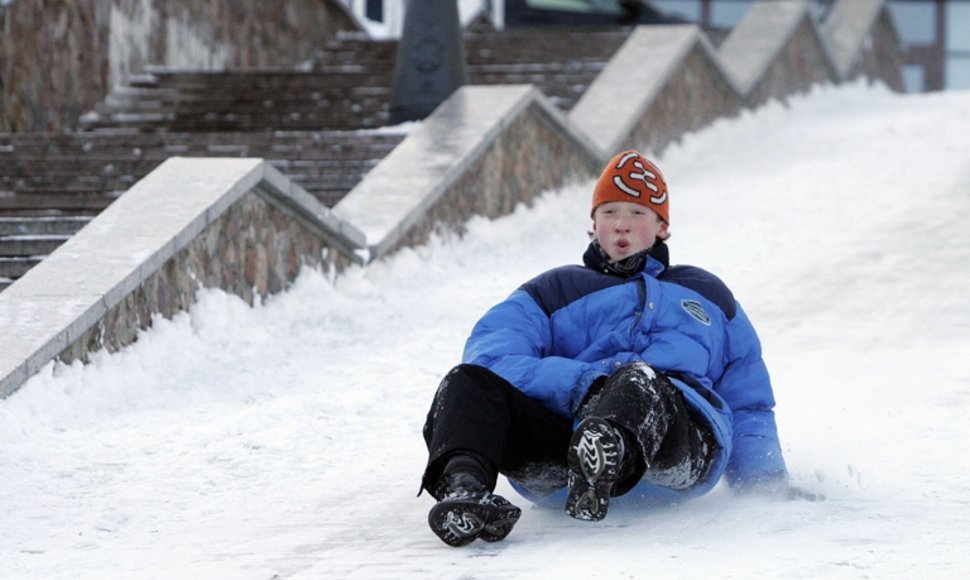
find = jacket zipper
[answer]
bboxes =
[631,277,647,333]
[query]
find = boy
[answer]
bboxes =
[421,150,794,547]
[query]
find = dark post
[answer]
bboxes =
[389,0,468,124]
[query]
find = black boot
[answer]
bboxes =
[565,417,626,521]
[428,456,522,547]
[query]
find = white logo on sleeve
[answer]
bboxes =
[681,299,711,326]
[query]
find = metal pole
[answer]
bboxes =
[389,0,468,124]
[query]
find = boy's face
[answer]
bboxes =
[592,201,669,262]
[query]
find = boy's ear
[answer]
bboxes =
[657,222,670,240]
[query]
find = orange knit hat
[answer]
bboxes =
[591,150,669,223]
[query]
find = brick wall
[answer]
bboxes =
[620,42,745,155]
[389,100,601,254]
[0,0,360,132]
[59,189,341,363]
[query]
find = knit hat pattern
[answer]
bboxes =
[591,150,669,223]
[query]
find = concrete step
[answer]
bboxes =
[145,69,392,89]
[0,255,43,278]
[1,131,404,156]
[81,110,391,132]
[2,125,403,222]
[13,134,402,153]
[0,235,70,257]
[0,193,115,213]
[72,28,627,135]
[0,161,161,177]
[0,216,91,236]
[93,90,393,116]
[1,175,136,194]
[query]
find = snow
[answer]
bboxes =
[2,81,970,578]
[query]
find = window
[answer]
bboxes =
[523,0,623,14]
[651,0,701,21]
[947,1,970,51]
[902,64,927,92]
[888,1,937,45]
[710,0,751,28]
[366,0,383,22]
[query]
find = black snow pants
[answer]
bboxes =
[421,362,717,499]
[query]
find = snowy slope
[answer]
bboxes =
[1,82,969,579]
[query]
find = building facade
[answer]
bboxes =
[341,0,969,92]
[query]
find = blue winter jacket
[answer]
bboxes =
[461,242,787,504]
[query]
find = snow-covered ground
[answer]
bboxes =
[2,81,969,579]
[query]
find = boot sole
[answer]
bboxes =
[429,497,522,547]
[566,417,622,521]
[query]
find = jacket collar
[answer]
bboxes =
[583,240,669,278]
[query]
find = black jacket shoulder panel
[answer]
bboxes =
[520,265,628,317]
[661,265,737,320]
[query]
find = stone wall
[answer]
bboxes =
[59,189,339,363]
[617,37,745,155]
[844,7,905,91]
[821,0,904,91]
[0,0,360,132]
[388,98,602,254]
[332,85,603,260]
[572,0,901,158]
[0,1,110,132]
[0,158,365,398]
[743,16,839,107]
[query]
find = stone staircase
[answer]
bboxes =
[464,28,630,111]
[0,216,89,288]
[0,130,403,291]
[80,66,397,133]
[1,26,634,291]
[78,27,630,134]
